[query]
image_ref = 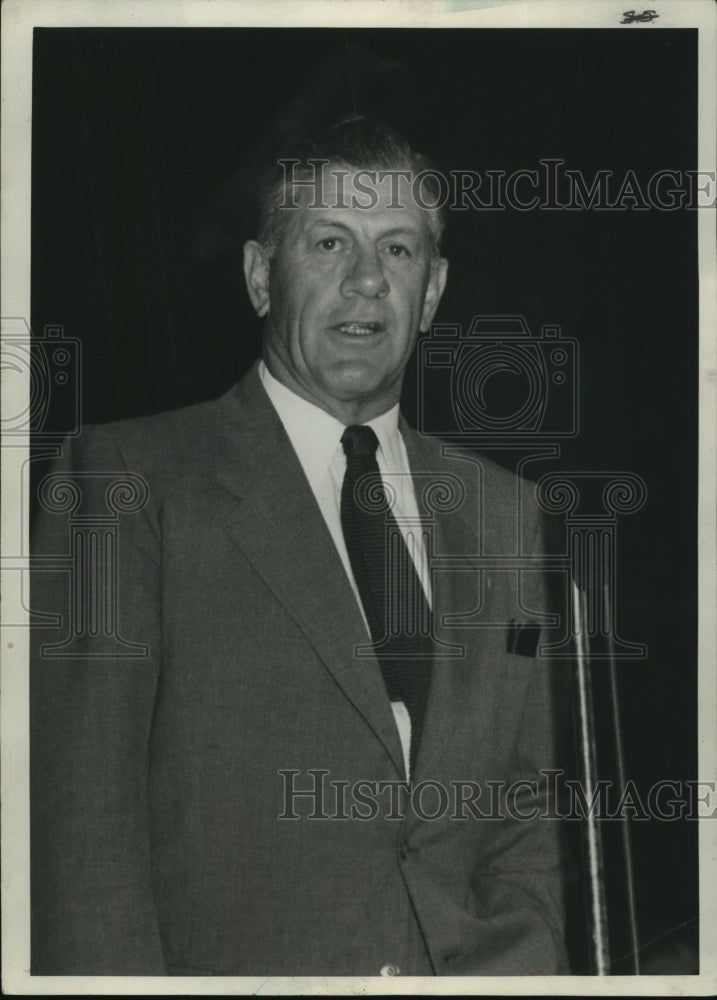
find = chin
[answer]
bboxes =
[333,369,389,398]
[324,363,379,391]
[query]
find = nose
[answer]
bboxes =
[340,246,389,299]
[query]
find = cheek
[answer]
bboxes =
[394,275,429,323]
[291,267,335,314]
[270,277,310,331]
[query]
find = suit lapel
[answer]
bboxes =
[402,427,496,779]
[211,366,406,777]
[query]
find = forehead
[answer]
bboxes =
[282,162,434,242]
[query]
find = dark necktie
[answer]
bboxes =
[340,425,433,777]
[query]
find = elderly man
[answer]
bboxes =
[31,117,572,977]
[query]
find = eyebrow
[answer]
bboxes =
[304,219,423,239]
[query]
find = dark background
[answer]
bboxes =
[31,27,699,974]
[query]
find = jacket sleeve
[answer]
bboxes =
[30,426,166,974]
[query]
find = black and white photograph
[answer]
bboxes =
[1,0,715,993]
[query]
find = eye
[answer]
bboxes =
[317,237,341,251]
[385,243,411,258]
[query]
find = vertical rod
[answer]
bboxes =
[604,579,641,973]
[572,578,611,975]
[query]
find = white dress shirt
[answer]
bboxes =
[258,360,431,779]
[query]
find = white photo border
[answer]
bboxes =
[2,0,715,995]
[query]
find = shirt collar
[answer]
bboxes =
[258,360,402,476]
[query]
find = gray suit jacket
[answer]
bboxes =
[31,362,573,976]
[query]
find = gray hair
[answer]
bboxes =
[256,117,446,259]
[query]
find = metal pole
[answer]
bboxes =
[604,580,641,974]
[572,578,611,975]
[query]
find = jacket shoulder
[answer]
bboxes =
[71,395,223,476]
[401,424,531,495]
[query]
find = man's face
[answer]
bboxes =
[244,164,448,423]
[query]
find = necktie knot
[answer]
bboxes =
[341,425,380,463]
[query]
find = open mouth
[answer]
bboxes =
[333,321,383,336]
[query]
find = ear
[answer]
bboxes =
[419,257,448,332]
[243,240,271,318]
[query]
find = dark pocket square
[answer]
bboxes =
[506,620,541,657]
